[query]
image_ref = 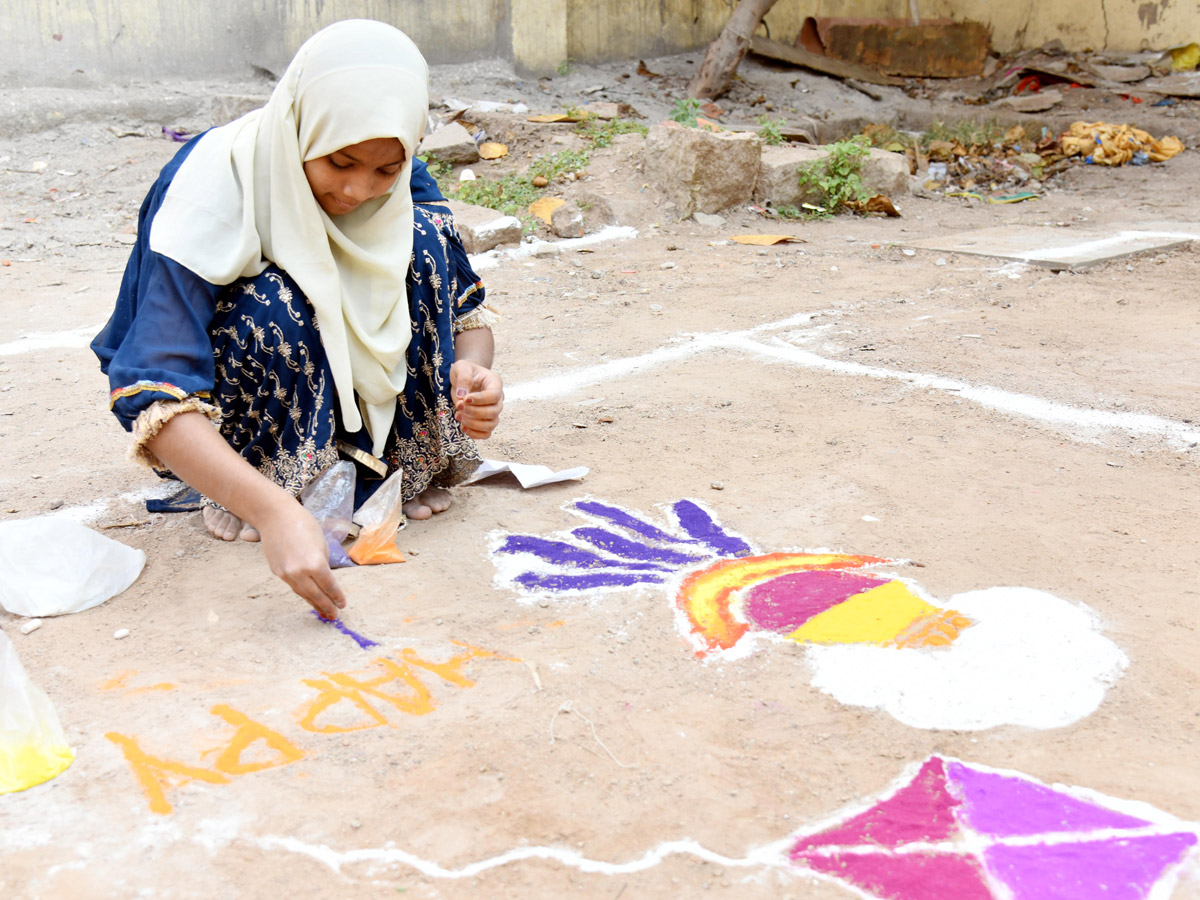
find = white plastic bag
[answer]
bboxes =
[0,518,146,617]
[300,461,357,568]
[0,628,74,793]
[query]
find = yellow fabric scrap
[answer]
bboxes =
[731,234,805,246]
[1060,121,1184,166]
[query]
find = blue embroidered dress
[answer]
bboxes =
[92,137,489,504]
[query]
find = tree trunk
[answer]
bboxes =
[687,0,782,100]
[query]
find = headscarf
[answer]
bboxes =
[149,19,429,456]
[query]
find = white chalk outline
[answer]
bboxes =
[505,312,1200,449]
[248,756,1200,894]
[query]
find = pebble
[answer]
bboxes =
[660,261,676,269]
[934,257,948,267]
[459,168,477,181]
[902,248,916,257]
[531,175,549,187]
[649,303,663,311]
[408,548,420,556]
[538,598,550,608]
[350,820,362,829]
[756,248,768,256]
[20,619,42,635]
[48,499,64,510]
[710,481,724,490]
[113,628,130,640]
[435,617,444,626]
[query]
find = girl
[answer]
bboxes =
[92,21,503,619]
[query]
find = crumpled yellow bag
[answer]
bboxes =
[1060,121,1185,166]
[1,629,74,794]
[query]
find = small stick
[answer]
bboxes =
[525,660,543,692]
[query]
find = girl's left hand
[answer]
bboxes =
[449,360,504,439]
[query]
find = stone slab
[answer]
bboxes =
[903,223,1200,270]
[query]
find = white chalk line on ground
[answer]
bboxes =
[252,833,796,879]
[470,225,639,271]
[0,325,100,356]
[507,314,1200,449]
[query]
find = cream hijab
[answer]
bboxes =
[149,19,429,457]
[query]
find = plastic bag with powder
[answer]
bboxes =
[347,466,407,565]
[299,461,357,568]
[1,628,74,794]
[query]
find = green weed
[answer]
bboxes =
[795,136,871,216]
[575,116,649,148]
[757,115,786,146]
[669,97,703,127]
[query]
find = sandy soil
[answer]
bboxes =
[2,50,1199,900]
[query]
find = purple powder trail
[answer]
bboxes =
[310,611,380,649]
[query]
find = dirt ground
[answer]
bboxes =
[2,49,1199,900]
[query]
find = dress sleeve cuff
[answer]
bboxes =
[452,304,501,334]
[129,397,220,468]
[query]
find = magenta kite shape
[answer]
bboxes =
[801,852,994,900]
[790,757,1199,900]
[985,834,1198,900]
[947,761,1152,837]
[792,757,959,852]
[743,569,889,633]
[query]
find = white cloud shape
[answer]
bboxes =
[803,587,1128,731]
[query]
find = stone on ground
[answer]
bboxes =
[419,122,480,164]
[445,200,522,254]
[755,145,910,207]
[643,122,761,217]
[551,201,585,239]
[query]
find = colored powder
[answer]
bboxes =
[744,570,889,633]
[797,851,995,900]
[788,580,936,646]
[792,758,960,853]
[498,535,671,572]
[574,500,693,546]
[515,571,665,592]
[571,527,706,565]
[310,612,379,649]
[984,833,1198,900]
[672,499,753,556]
[948,763,1153,837]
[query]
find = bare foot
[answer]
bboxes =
[202,505,261,542]
[401,487,452,521]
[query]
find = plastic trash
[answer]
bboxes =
[1,628,74,794]
[927,162,948,182]
[348,467,407,565]
[300,461,357,569]
[0,518,146,617]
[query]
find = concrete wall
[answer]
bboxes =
[2,0,1197,86]
[567,0,1200,63]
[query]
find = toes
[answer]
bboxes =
[421,488,452,514]
[402,500,433,520]
[239,524,261,543]
[203,507,245,542]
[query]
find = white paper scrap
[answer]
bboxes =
[462,459,589,489]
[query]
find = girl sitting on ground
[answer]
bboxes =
[92,20,502,619]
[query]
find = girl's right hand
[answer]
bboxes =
[257,502,347,619]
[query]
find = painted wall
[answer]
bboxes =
[1,0,1196,86]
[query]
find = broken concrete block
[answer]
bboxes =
[551,201,585,239]
[445,200,522,254]
[210,94,268,126]
[755,145,909,206]
[419,122,480,164]
[643,122,761,217]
